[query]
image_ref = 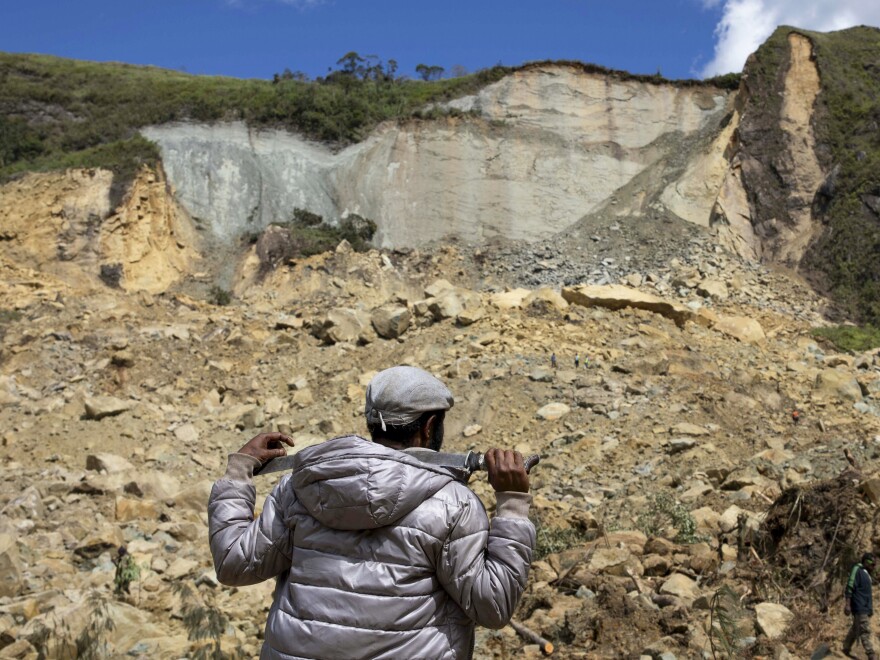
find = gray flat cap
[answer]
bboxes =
[365,366,454,430]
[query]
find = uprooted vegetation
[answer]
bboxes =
[250,209,378,277]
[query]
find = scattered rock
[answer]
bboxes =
[371,305,411,339]
[86,453,135,473]
[755,602,794,640]
[536,403,571,421]
[83,396,133,420]
[814,368,863,402]
[712,316,765,343]
[659,573,699,605]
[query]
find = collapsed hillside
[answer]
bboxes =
[2,159,880,657]
[3,27,879,320]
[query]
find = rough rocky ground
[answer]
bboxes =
[2,184,880,659]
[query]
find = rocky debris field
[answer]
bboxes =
[2,215,880,658]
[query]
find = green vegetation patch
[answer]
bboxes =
[1,51,738,188]
[534,524,593,560]
[811,324,880,353]
[794,26,880,324]
[637,492,703,544]
[248,209,378,280]
[0,52,512,186]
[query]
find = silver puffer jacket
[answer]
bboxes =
[208,435,535,660]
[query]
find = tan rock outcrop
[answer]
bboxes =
[98,167,199,293]
[562,284,704,328]
[773,33,824,265]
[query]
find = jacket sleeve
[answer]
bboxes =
[437,489,536,629]
[208,453,295,587]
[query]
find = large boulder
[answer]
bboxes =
[659,573,699,605]
[0,533,23,597]
[371,305,411,339]
[311,308,364,345]
[536,402,571,421]
[562,284,702,328]
[74,524,124,559]
[588,547,643,577]
[83,396,134,420]
[755,602,794,640]
[172,480,214,512]
[86,453,135,473]
[524,287,569,311]
[115,496,159,523]
[490,288,531,310]
[424,279,455,298]
[429,291,464,320]
[814,368,863,402]
[697,279,729,300]
[712,316,766,343]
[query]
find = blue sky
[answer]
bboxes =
[2,1,879,80]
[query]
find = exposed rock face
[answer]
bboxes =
[143,65,731,247]
[774,33,824,264]
[98,167,199,293]
[730,31,824,267]
[0,167,198,298]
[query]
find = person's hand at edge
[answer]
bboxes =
[484,448,529,493]
[237,432,294,464]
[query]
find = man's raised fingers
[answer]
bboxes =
[513,451,524,470]
[262,432,295,446]
[484,448,498,471]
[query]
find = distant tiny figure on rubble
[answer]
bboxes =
[574,353,580,369]
[551,352,557,369]
[792,408,800,425]
[844,553,877,659]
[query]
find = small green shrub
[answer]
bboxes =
[637,492,703,544]
[174,582,243,660]
[291,207,323,226]
[209,286,232,306]
[707,585,750,658]
[0,309,22,324]
[113,550,141,595]
[533,521,593,560]
[811,324,880,353]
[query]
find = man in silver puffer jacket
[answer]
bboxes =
[208,366,536,659]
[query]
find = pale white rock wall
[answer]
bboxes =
[143,65,732,247]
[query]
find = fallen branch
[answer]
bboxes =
[510,620,554,655]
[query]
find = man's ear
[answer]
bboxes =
[416,414,437,449]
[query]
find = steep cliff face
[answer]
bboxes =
[727,26,880,322]
[728,32,825,266]
[143,65,732,248]
[0,167,199,298]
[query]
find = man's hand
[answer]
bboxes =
[237,432,294,464]
[845,600,852,616]
[484,449,529,493]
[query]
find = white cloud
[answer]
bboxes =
[701,0,880,77]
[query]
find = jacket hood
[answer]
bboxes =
[290,435,455,530]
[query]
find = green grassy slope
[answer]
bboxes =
[0,53,513,186]
[799,26,880,323]
[738,25,880,325]
[0,52,738,190]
